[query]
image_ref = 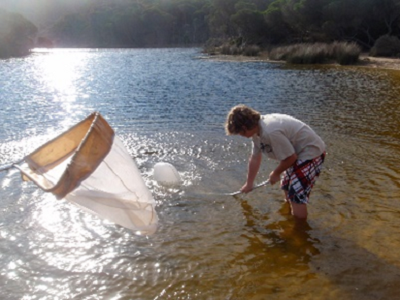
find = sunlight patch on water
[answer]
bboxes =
[0,131,68,166]
[33,51,86,95]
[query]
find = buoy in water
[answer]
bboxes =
[153,162,181,186]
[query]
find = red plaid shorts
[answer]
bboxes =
[281,152,326,204]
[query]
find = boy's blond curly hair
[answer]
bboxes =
[225,104,261,135]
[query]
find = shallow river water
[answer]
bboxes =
[1,48,400,299]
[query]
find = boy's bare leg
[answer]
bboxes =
[284,190,308,219]
[291,202,308,219]
[279,190,291,215]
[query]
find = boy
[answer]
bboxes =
[225,104,326,219]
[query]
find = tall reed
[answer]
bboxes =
[269,42,361,65]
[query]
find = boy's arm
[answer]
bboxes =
[269,153,297,184]
[241,152,262,193]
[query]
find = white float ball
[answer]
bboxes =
[153,162,181,186]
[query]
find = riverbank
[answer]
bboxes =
[202,52,400,71]
[357,55,400,71]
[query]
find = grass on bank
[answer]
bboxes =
[204,41,362,66]
[269,42,361,65]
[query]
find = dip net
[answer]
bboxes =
[14,112,158,235]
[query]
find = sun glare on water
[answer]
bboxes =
[32,48,91,96]
[30,48,94,126]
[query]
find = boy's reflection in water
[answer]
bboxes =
[239,198,320,263]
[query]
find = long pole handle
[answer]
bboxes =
[0,164,15,172]
[0,159,23,172]
[227,179,270,196]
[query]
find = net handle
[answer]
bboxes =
[0,159,23,172]
[226,179,270,196]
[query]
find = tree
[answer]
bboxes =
[263,0,296,44]
[141,7,175,46]
[231,4,268,44]
[0,9,38,58]
[369,0,400,36]
[205,0,238,38]
[30,0,400,51]
[321,0,377,47]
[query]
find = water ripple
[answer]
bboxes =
[1,48,400,299]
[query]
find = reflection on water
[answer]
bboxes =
[228,199,320,298]
[1,48,400,299]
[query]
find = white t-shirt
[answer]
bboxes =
[252,114,325,161]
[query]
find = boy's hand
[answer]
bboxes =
[240,183,254,193]
[269,154,297,185]
[269,171,281,185]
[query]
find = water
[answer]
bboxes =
[1,48,400,299]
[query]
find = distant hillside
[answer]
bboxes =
[1,0,400,55]
[0,0,91,32]
[41,0,210,48]
[0,9,37,58]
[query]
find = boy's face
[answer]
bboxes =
[239,126,258,138]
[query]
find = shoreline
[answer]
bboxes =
[356,55,400,71]
[202,53,400,71]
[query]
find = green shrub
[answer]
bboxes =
[203,37,261,57]
[202,38,225,55]
[370,35,400,57]
[242,45,260,56]
[220,43,241,55]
